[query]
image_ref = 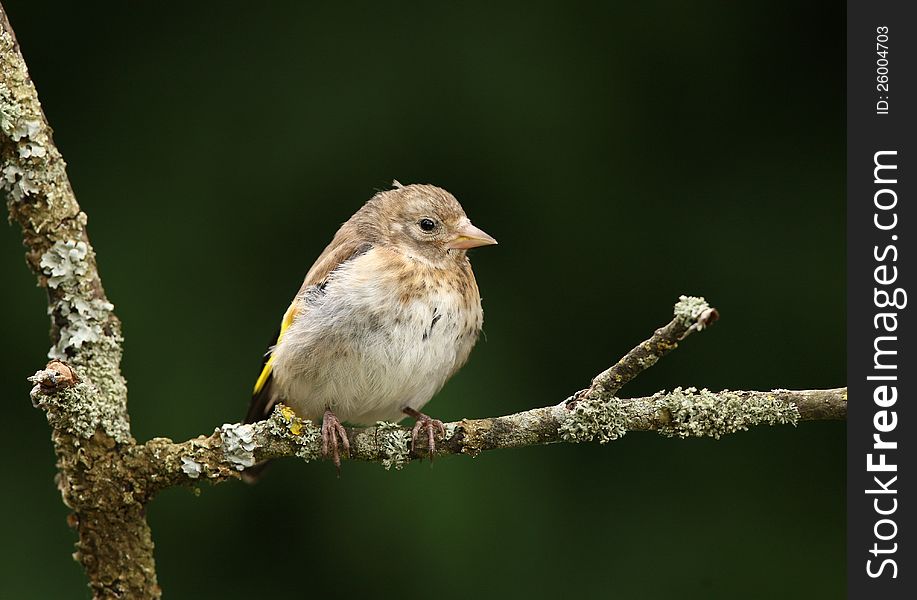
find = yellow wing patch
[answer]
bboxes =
[252,299,300,394]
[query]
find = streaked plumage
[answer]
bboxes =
[245,183,496,470]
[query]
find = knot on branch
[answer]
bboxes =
[654,387,799,439]
[28,359,78,401]
[559,397,627,444]
[28,360,131,443]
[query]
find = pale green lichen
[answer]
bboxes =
[1,163,38,200]
[219,423,257,470]
[673,295,710,325]
[9,118,40,142]
[54,297,115,354]
[38,240,116,359]
[637,354,659,369]
[375,421,412,470]
[68,332,130,429]
[40,240,89,287]
[655,387,799,439]
[0,82,22,132]
[18,140,46,158]
[29,378,131,443]
[5,24,131,447]
[180,456,203,479]
[0,70,50,203]
[559,398,627,444]
[0,77,38,143]
[266,405,321,462]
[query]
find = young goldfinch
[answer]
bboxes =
[245,183,496,471]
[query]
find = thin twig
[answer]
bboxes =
[581,296,720,400]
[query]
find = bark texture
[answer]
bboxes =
[1,6,846,599]
[123,386,846,490]
[2,7,159,598]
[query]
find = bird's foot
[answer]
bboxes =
[321,409,350,472]
[403,407,446,461]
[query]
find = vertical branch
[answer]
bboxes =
[1,6,159,598]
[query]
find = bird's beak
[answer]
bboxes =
[447,221,498,249]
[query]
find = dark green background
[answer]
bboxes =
[1,2,844,598]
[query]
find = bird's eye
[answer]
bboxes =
[418,218,436,232]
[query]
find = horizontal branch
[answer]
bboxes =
[24,294,845,496]
[117,294,724,488]
[132,386,846,490]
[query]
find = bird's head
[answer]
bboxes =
[369,182,497,264]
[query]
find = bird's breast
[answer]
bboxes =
[271,248,483,424]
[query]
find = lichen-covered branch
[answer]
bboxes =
[123,386,847,489]
[2,6,158,598]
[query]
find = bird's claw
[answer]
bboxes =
[321,409,350,472]
[405,408,445,461]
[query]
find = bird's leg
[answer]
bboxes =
[321,409,350,471]
[403,406,446,461]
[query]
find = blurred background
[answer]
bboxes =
[1,2,844,598]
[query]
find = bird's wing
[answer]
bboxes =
[245,233,374,424]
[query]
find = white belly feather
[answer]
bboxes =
[269,250,481,425]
